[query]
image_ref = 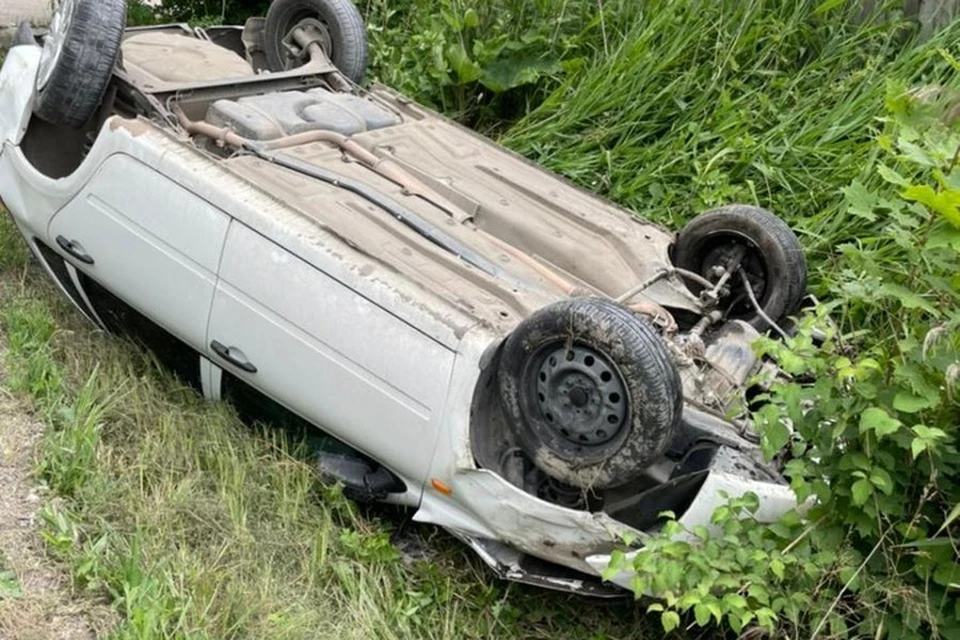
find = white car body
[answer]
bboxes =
[0,28,798,595]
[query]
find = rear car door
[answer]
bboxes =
[206,221,455,485]
[48,154,229,355]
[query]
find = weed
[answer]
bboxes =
[607,74,960,640]
[0,553,22,601]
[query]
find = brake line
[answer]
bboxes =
[256,148,526,286]
[739,270,790,339]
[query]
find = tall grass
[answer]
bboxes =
[498,0,959,303]
[364,0,960,285]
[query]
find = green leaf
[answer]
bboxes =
[722,593,748,610]
[937,502,960,536]
[748,583,771,605]
[0,570,22,600]
[602,549,626,581]
[933,563,960,587]
[878,282,939,315]
[898,139,936,166]
[913,425,948,440]
[711,506,731,525]
[440,8,462,31]
[463,8,479,29]
[843,181,878,221]
[869,467,895,495]
[893,391,937,414]
[661,610,681,633]
[762,419,791,458]
[771,558,785,580]
[694,603,711,627]
[702,601,722,624]
[851,478,873,506]
[911,438,927,459]
[859,407,902,439]
[927,224,960,251]
[902,184,960,228]
[445,45,483,84]
[878,164,911,187]
[480,56,561,93]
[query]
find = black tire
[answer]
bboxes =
[34,0,126,129]
[673,205,807,331]
[264,0,368,83]
[498,298,682,490]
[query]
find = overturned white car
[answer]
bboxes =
[0,0,802,594]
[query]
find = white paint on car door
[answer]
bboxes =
[208,222,455,483]
[47,154,229,351]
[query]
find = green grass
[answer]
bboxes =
[0,553,22,602]
[0,212,656,638]
[499,1,958,264]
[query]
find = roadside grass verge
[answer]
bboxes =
[0,211,656,638]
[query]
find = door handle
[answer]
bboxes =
[56,236,95,265]
[210,341,258,373]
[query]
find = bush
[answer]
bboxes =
[607,80,960,640]
[359,0,642,129]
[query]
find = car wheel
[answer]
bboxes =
[498,298,682,490]
[34,0,126,129]
[264,0,368,83]
[673,205,807,331]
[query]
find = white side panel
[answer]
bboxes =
[48,155,229,350]
[209,222,455,482]
[0,45,40,145]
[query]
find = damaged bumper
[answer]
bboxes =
[422,458,795,596]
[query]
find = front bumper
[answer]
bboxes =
[419,458,797,596]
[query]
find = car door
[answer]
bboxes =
[48,154,229,354]
[207,221,455,484]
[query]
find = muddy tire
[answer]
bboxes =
[264,0,368,83]
[673,205,807,331]
[498,298,682,490]
[34,0,126,129]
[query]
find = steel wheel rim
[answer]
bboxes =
[531,343,629,448]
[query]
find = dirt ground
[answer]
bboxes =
[0,354,114,640]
